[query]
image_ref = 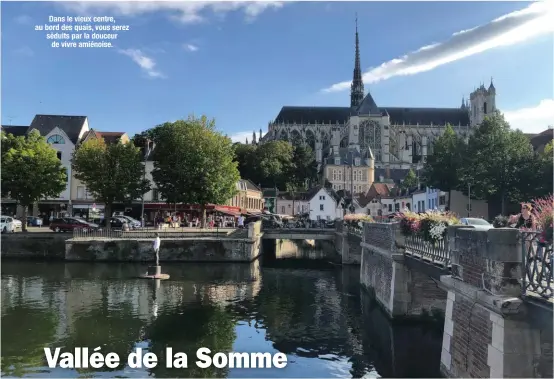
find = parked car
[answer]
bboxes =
[117,215,141,228]
[26,216,43,227]
[0,216,16,233]
[50,217,95,233]
[11,217,22,231]
[98,217,128,230]
[460,217,494,231]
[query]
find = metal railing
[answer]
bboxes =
[404,234,449,267]
[345,224,363,237]
[72,226,235,240]
[521,231,553,301]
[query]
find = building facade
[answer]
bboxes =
[324,146,375,194]
[260,20,496,174]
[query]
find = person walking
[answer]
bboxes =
[153,232,161,266]
[237,214,245,229]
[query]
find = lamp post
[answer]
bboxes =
[141,139,154,227]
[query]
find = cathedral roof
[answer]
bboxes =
[273,106,350,124]
[356,92,381,115]
[383,107,470,126]
[272,106,470,127]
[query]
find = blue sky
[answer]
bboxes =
[2,1,553,141]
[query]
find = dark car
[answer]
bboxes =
[50,217,93,232]
[26,216,43,227]
[98,217,128,230]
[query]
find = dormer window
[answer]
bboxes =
[355,158,360,166]
[334,158,341,165]
[47,134,65,144]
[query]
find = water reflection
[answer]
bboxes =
[1,260,442,378]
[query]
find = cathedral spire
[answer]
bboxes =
[350,14,364,108]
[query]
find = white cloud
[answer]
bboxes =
[118,48,165,78]
[322,2,554,93]
[504,99,554,134]
[184,43,199,52]
[229,131,254,143]
[58,1,284,24]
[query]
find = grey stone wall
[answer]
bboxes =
[65,237,262,262]
[360,222,446,319]
[1,233,69,259]
[441,227,553,378]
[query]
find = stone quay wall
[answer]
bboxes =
[1,233,70,260]
[360,222,447,319]
[65,221,263,262]
[440,227,553,379]
[334,222,362,265]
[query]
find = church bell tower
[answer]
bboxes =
[350,15,364,108]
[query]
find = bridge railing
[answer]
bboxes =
[521,231,553,301]
[404,234,449,267]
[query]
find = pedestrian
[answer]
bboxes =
[513,203,535,229]
[237,214,245,229]
[153,232,161,266]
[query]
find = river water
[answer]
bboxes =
[1,248,443,378]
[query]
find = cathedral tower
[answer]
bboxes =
[350,15,364,108]
[469,78,496,126]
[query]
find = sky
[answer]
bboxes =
[1,1,553,143]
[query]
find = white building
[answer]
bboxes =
[412,189,427,213]
[275,193,309,216]
[306,187,343,221]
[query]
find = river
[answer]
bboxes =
[1,248,443,378]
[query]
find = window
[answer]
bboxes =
[317,215,321,220]
[335,158,340,165]
[326,215,331,220]
[332,169,337,181]
[319,195,325,200]
[388,204,392,212]
[368,209,371,215]
[281,206,285,213]
[483,102,488,114]
[47,134,65,144]
[56,151,62,160]
[439,195,446,206]
[395,203,400,212]
[320,204,324,211]
[77,186,84,199]
[152,189,159,201]
[355,158,360,166]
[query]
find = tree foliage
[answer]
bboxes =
[233,141,318,190]
[400,169,418,190]
[72,138,150,228]
[421,124,464,207]
[422,112,551,214]
[152,116,240,226]
[1,130,67,231]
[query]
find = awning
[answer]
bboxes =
[213,205,242,216]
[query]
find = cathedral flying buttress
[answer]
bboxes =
[259,18,497,175]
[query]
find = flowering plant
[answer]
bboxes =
[344,214,374,223]
[531,194,553,244]
[395,210,459,243]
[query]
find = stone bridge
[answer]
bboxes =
[261,227,336,240]
[352,221,553,379]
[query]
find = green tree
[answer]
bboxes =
[72,138,150,229]
[421,124,465,209]
[289,144,319,190]
[255,141,295,189]
[1,130,67,232]
[400,169,418,190]
[233,143,260,185]
[152,116,240,227]
[461,112,535,214]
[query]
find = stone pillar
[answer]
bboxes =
[440,227,550,378]
[422,135,428,157]
[315,141,323,163]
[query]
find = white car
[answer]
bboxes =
[0,216,16,233]
[460,217,494,231]
[12,218,22,231]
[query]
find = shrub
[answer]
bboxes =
[492,215,509,228]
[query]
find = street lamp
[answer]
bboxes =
[141,139,154,227]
